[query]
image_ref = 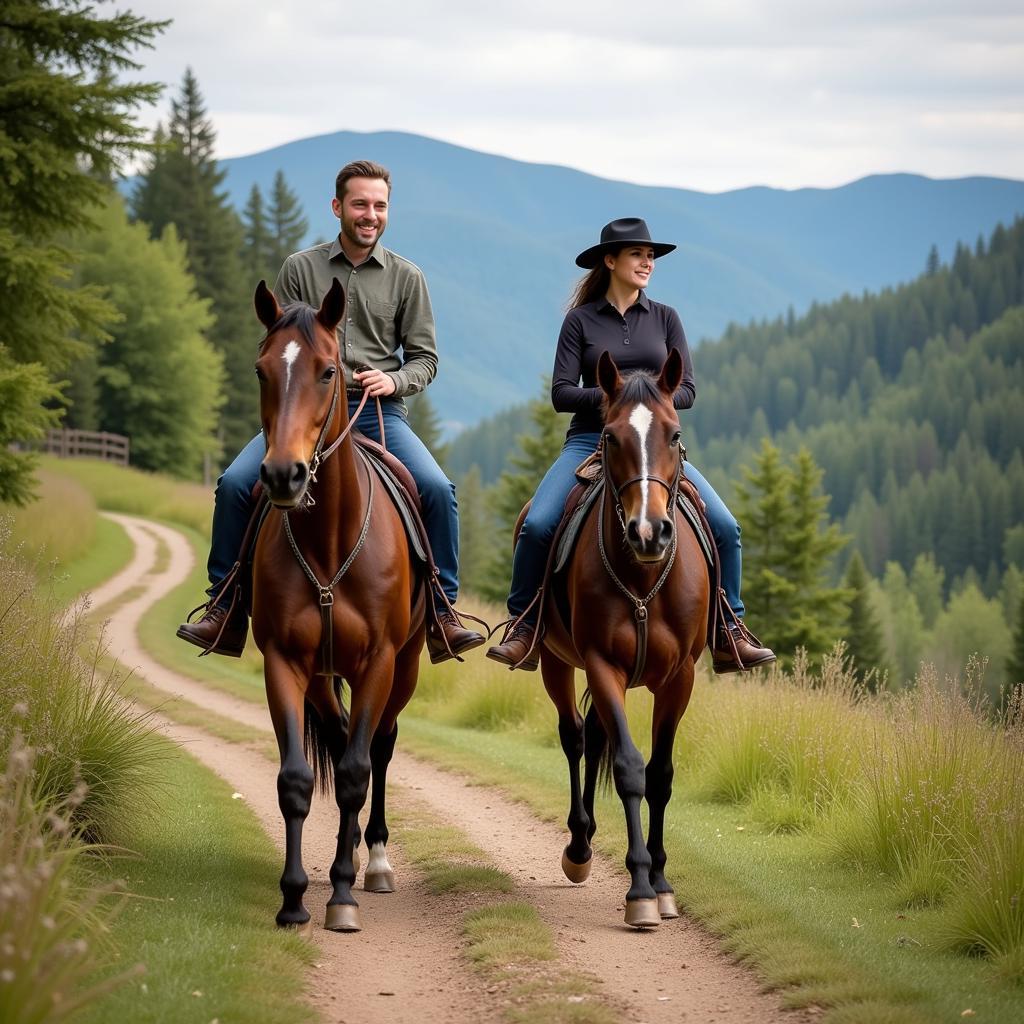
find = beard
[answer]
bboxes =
[342,218,384,249]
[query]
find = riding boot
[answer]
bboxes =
[712,621,776,674]
[176,601,249,657]
[425,606,485,664]
[486,619,541,672]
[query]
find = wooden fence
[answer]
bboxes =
[42,429,130,466]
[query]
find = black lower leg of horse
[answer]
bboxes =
[328,716,373,911]
[645,725,677,897]
[315,698,363,853]
[558,713,591,865]
[605,702,655,903]
[582,703,606,846]
[362,723,399,891]
[276,713,315,927]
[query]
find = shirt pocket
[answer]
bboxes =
[364,299,398,348]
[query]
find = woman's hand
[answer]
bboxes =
[353,367,397,397]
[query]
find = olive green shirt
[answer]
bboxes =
[273,236,438,399]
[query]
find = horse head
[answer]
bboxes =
[253,278,346,508]
[598,349,684,562]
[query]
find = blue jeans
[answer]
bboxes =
[507,434,744,624]
[208,398,461,603]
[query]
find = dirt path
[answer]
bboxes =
[95,512,804,1024]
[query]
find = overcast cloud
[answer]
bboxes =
[124,0,1024,191]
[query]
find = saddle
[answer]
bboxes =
[516,450,726,671]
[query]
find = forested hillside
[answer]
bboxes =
[688,220,1024,589]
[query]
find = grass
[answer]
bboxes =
[76,732,317,1024]
[398,709,1024,1024]
[464,903,555,967]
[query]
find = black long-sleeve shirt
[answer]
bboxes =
[550,292,696,436]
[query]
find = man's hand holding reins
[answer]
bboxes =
[353,367,396,397]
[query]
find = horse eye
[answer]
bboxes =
[670,431,681,447]
[320,365,337,383]
[254,366,266,382]
[603,432,619,448]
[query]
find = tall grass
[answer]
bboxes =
[0,734,139,1023]
[1,469,97,567]
[0,522,164,840]
[39,455,213,537]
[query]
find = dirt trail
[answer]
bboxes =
[96,512,804,1024]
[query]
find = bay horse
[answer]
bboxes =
[538,349,709,929]
[251,278,425,932]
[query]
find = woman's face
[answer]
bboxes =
[605,246,655,292]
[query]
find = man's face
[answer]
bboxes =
[332,176,389,251]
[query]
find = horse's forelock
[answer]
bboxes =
[604,370,664,420]
[258,303,321,353]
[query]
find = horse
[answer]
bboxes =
[537,349,710,929]
[251,278,425,933]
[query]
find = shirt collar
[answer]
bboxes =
[328,236,386,267]
[596,290,650,314]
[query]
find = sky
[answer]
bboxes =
[124,0,1024,192]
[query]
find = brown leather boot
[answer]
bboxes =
[712,621,776,674]
[426,606,486,664]
[485,620,540,671]
[176,602,249,658]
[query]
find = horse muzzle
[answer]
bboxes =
[260,458,310,508]
[626,515,674,562]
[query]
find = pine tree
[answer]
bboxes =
[406,393,448,468]
[926,244,940,276]
[268,170,309,273]
[734,440,849,664]
[479,381,567,603]
[132,68,256,453]
[242,183,273,285]
[842,552,887,688]
[0,0,164,501]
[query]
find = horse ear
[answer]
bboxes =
[597,350,622,399]
[658,349,683,396]
[317,278,346,331]
[254,280,282,329]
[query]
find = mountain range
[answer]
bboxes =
[215,130,1024,429]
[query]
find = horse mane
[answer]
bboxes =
[259,303,320,351]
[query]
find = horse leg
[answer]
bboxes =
[541,647,591,883]
[581,702,606,849]
[363,633,422,894]
[265,651,315,928]
[325,659,395,932]
[586,656,659,928]
[362,723,398,893]
[646,661,695,920]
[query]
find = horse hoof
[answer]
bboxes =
[561,848,592,884]
[364,869,395,893]
[275,910,310,930]
[324,904,362,932]
[657,892,679,919]
[624,899,661,929]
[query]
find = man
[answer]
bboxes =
[177,159,484,662]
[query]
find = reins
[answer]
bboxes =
[283,369,376,676]
[598,438,681,688]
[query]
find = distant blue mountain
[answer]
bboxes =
[213,130,1024,430]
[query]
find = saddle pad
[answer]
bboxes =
[357,446,429,564]
[552,480,715,576]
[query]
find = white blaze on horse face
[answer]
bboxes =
[281,339,301,393]
[629,403,654,542]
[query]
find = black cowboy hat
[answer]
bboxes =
[575,217,677,269]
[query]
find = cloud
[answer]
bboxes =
[123,1,1024,189]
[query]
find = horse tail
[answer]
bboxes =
[580,689,614,794]
[303,676,350,796]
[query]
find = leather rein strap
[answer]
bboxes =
[598,440,681,688]
[283,370,376,677]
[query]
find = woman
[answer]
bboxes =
[486,218,775,673]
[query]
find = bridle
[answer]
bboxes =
[597,422,682,688]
